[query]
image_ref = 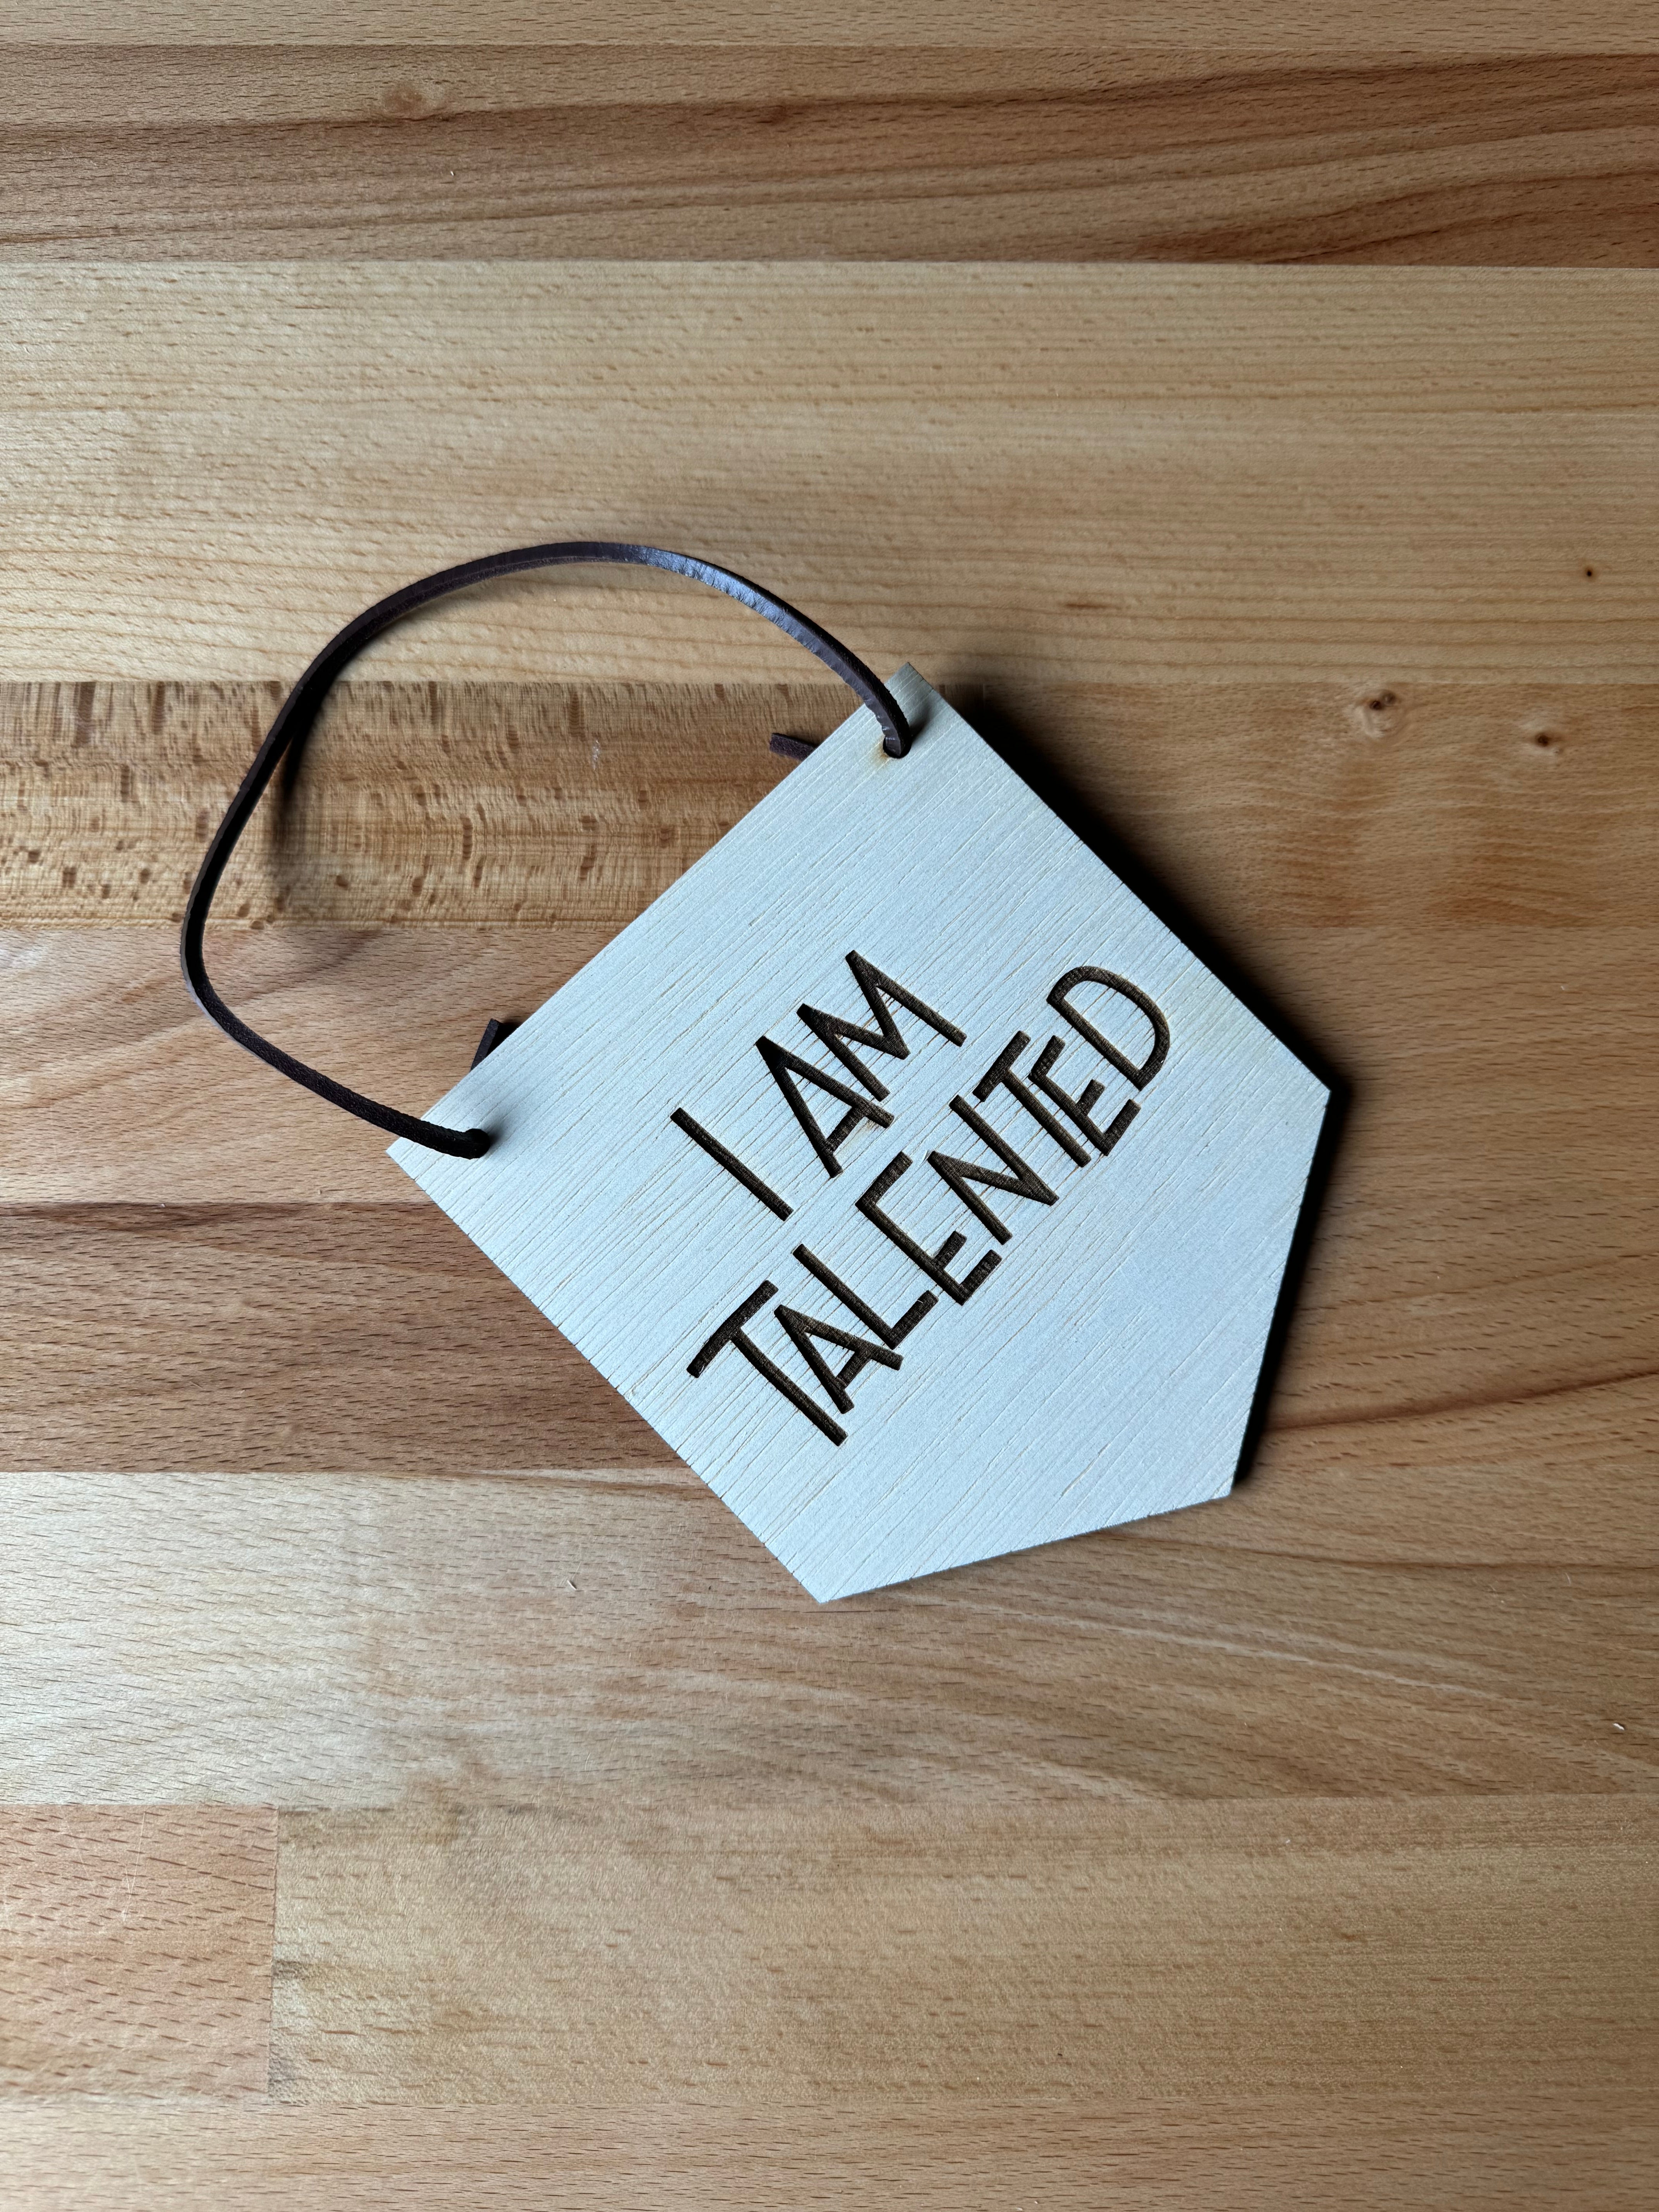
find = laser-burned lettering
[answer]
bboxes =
[677,953,1170,1443]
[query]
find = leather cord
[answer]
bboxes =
[179,543,912,1160]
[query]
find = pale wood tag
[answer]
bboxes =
[392,670,1328,1600]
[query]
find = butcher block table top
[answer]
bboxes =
[1,9,1655,2207]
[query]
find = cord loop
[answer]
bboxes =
[180,544,910,1159]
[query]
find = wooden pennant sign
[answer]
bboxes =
[392,670,1329,1600]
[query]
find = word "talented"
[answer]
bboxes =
[670,954,1170,1444]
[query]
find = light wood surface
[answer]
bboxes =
[3,2094,1650,2212]
[2,11,1656,2198]
[270,1797,1654,2100]
[5,266,1659,685]
[2,1463,1646,1806]
[0,1808,275,2099]
[7,677,1654,930]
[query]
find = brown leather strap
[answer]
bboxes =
[180,543,911,1159]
